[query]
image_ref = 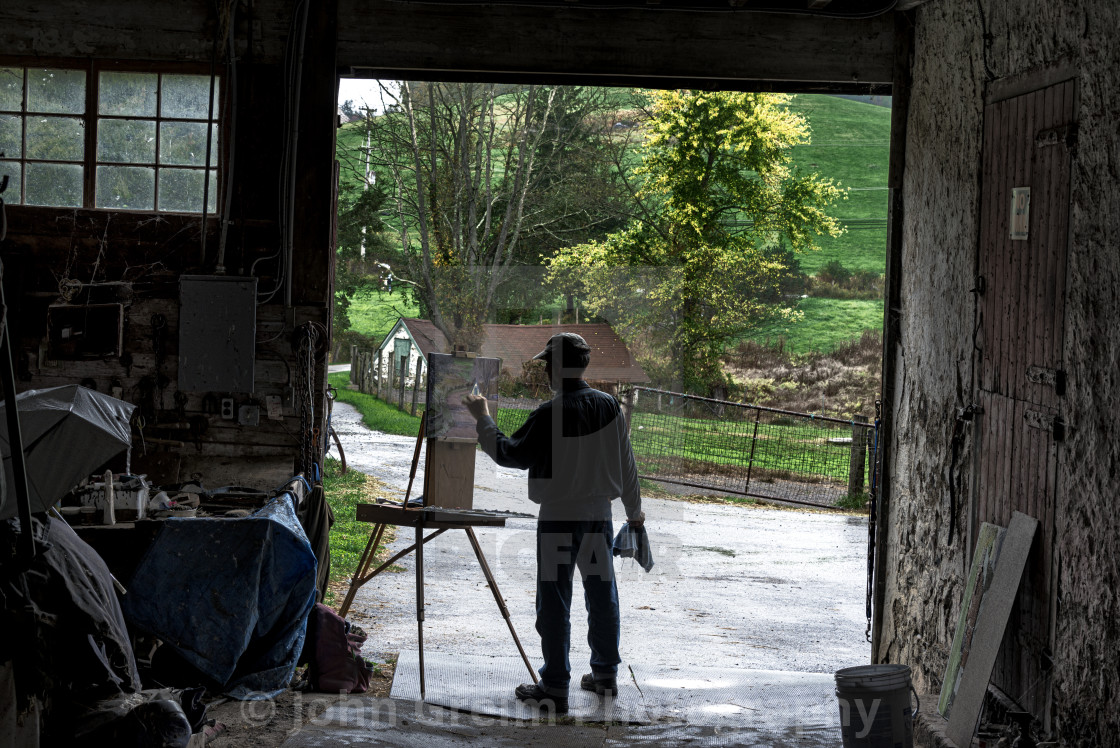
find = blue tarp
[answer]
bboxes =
[122,493,317,700]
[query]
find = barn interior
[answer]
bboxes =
[1,0,1118,746]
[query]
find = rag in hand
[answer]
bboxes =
[612,522,654,572]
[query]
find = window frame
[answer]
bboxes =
[0,57,223,215]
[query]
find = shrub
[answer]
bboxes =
[332,328,378,364]
[817,259,852,286]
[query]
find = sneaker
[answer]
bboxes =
[514,683,569,714]
[580,672,618,695]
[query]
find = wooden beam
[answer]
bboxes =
[291,0,339,306]
[0,0,285,63]
[337,1,895,89]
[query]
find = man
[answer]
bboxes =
[462,332,644,715]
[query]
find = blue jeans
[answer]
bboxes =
[535,519,620,696]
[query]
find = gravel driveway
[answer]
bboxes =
[330,401,872,676]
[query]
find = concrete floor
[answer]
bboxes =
[324,401,872,743]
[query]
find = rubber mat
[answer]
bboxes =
[628,663,841,740]
[390,650,651,723]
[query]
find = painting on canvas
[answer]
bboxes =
[425,353,501,440]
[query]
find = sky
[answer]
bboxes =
[337,78,397,113]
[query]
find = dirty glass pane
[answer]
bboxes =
[26,116,84,161]
[0,161,20,203]
[25,162,82,206]
[0,114,21,158]
[96,165,154,210]
[161,75,218,120]
[99,71,157,117]
[159,121,216,166]
[158,168,216,213]
[0,68,23,112]
[98,119,155,164]
[26,69,85,114]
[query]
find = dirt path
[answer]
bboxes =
[330,401,872,677]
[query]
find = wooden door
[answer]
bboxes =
[973,77,1076,723]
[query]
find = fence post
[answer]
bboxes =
[410,361,422,416]
[620,387,636,431]
[847,415,869,498]
[374,352,381,398]
[744,408,762,493]
[398,356,407,411]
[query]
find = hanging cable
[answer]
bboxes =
[199,1,221,266]
[948,403,980,546]
[257,0,308,305]
[866,398,882,643]
[216,0,239,274]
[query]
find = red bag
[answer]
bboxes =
[305,603,373,693]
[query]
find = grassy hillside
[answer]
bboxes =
[785,94,891,275]
[746,297,884,355]
[346,290,419,341]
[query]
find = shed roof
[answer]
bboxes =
[392,319,649,383]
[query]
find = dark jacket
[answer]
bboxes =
[475,380,642,522]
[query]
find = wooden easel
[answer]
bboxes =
[337,411,538,697]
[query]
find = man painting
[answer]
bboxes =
[462,332,644,715]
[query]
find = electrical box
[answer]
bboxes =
[178,276,257,393]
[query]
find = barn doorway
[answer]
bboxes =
[327,77,893,736]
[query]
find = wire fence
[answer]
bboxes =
[627,387,877,509]
[491,387,878,510]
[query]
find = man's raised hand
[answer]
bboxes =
[462,393,490,421]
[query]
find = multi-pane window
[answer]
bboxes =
[0,67,86,207]
[0,66,219,213]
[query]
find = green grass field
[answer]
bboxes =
[786,94,891,275]
[345,290,420,341]
[744,297,885,354]
[329,371,424,436]
[321,456,399,604]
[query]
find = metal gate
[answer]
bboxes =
[626,387,877,510]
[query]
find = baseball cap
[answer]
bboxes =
[532,332,591,369]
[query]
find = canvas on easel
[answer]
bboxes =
[425,353,501,440]
[422,353,501,509]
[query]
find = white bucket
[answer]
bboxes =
[835,664,917,748]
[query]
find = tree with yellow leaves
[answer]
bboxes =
[549,90,844,395]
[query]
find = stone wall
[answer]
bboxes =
[880,0,1120,743]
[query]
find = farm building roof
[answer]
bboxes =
[392,319,649,384]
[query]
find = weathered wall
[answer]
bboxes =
[876,0,983,692]
[881,0,1120,742]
